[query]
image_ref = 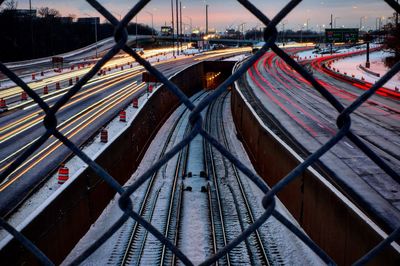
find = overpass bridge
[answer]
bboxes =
[155,35,257,46]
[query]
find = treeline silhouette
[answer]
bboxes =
[0,13,155,62]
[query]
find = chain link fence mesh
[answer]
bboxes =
[0,0,399,265]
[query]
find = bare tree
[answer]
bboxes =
[1,0,18,10]
[38,6,61,18]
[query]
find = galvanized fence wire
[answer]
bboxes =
[0,0,398,265]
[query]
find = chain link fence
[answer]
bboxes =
[0,0,399,265]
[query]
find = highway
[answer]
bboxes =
[0,35,151,80]
[0,47,249,217]
[241,48,400,230]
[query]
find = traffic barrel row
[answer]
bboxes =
[100,128,108,143]
[119,110,126,122]
[58,164,69,184]
[132,98,139,108]
[21,91,28,101]
[0,98,7,108]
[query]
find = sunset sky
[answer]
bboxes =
[11,0,397,32]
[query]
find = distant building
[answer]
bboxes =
[161,26,173,36]
[2,9,37,18]
[224,28,241,39]
[77,17,100,25]
[59,17,74,24]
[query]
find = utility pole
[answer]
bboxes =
[397,0,399,28]
[95,18,98,57]
[206,4,209,36]
[84,13,98,57]
[365,33,371,68]
[171,0,175,57]
[359,16,365,31]
[146,12,154,39]
[180,1,183,52]
[135,16,138,48]
[330,14,333,29]
[185,16,192,43]
[29,0,34,57]
[176,0,179,55]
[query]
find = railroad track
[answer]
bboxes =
[109,92,207,265]
[204,110,231,266]
[207,91,271,266]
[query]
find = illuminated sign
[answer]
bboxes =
[325,28,359,43]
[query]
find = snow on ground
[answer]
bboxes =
[0,88,152,244]
[63,89,325,265]
[180,129,209,264]
[221,94,325,265]
[331,50,400,91]
[62,91,204,265]
[0,65,88,89]
[254,41,313,49]
[223,54,249,61]
[295,44,381,60]
[183,48,201,55]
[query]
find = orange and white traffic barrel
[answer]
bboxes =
[119,110,127,122]
[21,91,28,101]
[0,98,7,108]
[100,128,108,143]
[58,164,69,184]
[132,98,138,108]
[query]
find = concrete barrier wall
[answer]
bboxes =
[0,61,234,265]
[231,86,399,265]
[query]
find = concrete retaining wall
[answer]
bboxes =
[231,85,399,265]
[0,60,235,265]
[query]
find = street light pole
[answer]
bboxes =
[206,4,209,36]
[146,12,154,39]
[135,16,138,48]
[359,16,365,31]
[176,0,179,55]
[180,1,183,51]
[94,18,98,57]
[334,17,340,28]
[397,0,399,28]
[84,13,98,58]
[306,18,310,31]
[171,0,175,57]
[185,15,192,43]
